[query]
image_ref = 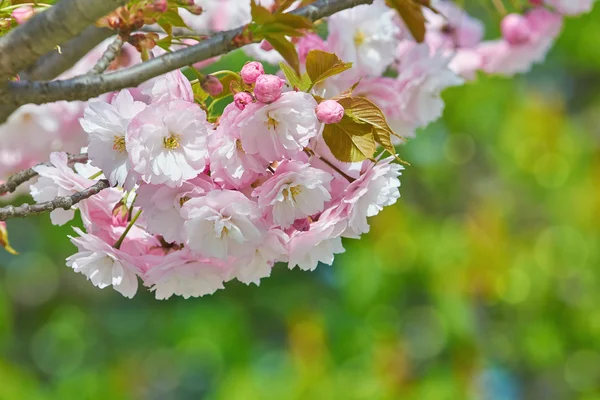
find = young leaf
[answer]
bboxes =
[251,0,273,24]
[276,0,299,13]
[323,115,376,162]
[159,10,188,28]
[213,73,241,100]
[191,81,209,103]
[266,35,300,74]
[386,0,426,42]
[305,50,352,87]
[280,62,312,91]
[339,97,403,158]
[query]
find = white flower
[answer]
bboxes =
[66,227,139,298]
[252,160,333,228]
[327,0,400,77]
[545,0,595,16]
[80,90,146,188]
[127,100,210,187]
[238,92,321,161]
[182,190,266,259]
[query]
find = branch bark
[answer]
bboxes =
[90,35,126,74]
[0,179,109,221]
[0,0,126,80]
[20,26,114,81]
[3,0,373,106]
[0,153,89,196]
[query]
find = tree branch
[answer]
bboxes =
[3,0,374,106]
[20,26,114,81]
[0,153,89,196]
[0,179,109,221]
[90,35,126,74]
[0,0,126,81]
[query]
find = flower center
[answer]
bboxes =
[163,133,180,149]
[113,135,126,153]
[283,185,302,202]
[235,139,244,152]
[266,113,278,130]
[179,196,190,207]
[354,30,366,47]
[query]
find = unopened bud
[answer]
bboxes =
[153,0,168,13]
[186,5,203,15]
[241,61,265,84]
[112,202,129,227]
[201,75,223,96]
[12,6,34,25]
[254,74,284,103]
[501,13,531,45]
[316,100,344,124]
[234,92,254,110]
[259,40,274,51]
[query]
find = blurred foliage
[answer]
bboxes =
[2,4,600,400]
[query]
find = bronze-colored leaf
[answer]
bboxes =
[386,0,426,42]
[323,115,376,162]
[339,97,404,159]
[306,50,352,87]
[266,35,300,74]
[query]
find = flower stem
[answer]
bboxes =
[113,209,141,250]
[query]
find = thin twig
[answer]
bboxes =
[89,35,125,74]
[304,148,356,183]
[0,153,88,196]
[0,179,110,221]
[3,0,374,107]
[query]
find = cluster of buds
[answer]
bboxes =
[128,32,159,53]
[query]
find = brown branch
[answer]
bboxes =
[3,0,374,106]
[0,153,88,196]
[0,0,126,81]
[90,34,125,74]
[0,179,109,221]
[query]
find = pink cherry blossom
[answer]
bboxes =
[238,91,321,161]
[501,14,532,45]
[139,69,194,104]
[67,227,139,298]
[287,207,346,271]
[182,189,266,259]
[253,160,333,228]
[143,249,228,299]
[127,100,210,187]
[545,0,595,15]
[228,228,289,285]
[478,7,563,76]
[135,174,215,244]
[234,91,254,110]
[339,157,403,237]
[80,90,146,189]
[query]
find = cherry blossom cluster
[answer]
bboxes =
[30,63,402,299]
[0,0,595,299]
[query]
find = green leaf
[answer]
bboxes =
[305,50,352,87]
[339,97,405,159]
[213,73,241,100]
[158,20,173,36]
[251,0,273,24]
[276,0,299,13]
[266,34,300,74]
[159,10,188,28]
[280,62,312,91]
[155,36,173,52]
[191,81,209,103]
[385,0,426,42]
[323,115,376,162]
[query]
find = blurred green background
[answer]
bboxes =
[2,5,600,400]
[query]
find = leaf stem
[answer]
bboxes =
[113,209,142,250]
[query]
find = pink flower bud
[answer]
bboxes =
[501,13,531,45]
[112,202,129,227]
[259,40,274,51]
[12,6,34,25]
[316,100,344,124]
[241,61,265,84]
[187,5,203,15]
[254,74,284,103]
[153,0,168,13]
[201,75,223,96]
[234,92,254,110]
